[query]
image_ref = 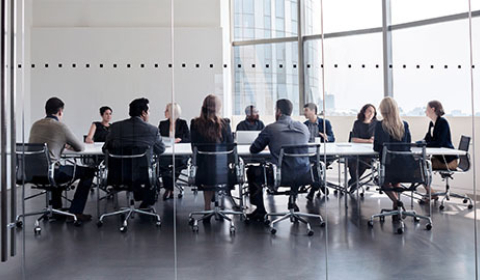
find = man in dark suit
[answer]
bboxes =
[103,97,165,207]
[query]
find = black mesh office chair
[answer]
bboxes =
[435,135,473,210]
[368,143,433,234]
[97,147,161,233]
[265,144,326,236]
[15,143,79,234]
[187,143,245,234]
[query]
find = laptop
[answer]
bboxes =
[235,130,261,144]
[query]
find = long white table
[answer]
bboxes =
[63,142,466,157]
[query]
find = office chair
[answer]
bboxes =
[265,143,326,236]
[96,147,161,233]
[187,143,245,234]
[368,143,433,234]
[435,135,473,210]
[14,143,79,234]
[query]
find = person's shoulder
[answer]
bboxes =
[438,116,449,125]
[159,119,168,126]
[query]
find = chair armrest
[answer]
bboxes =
[187,158,196,186]
[236,157,245,184]
[272,163,280,192]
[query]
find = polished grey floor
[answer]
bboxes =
[0,184,478,280]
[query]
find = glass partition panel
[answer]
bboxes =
[392,1,477,278]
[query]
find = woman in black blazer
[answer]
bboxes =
[158,103,190,200]
[190,94,234,213]
[374,97,412,215]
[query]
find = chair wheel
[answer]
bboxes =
[414,217,420,222]
[307,230,314,236]
[16,221,23,228]
[439,205,445,210]
[270,228,277,235]
[360,193,364,198]
[73,220,82,227]
[463,199,468,204]
[264,219,271,226]
[379,216,385,223]
[468,204,473,209]
[333,190,338,195]
[34,227,41,235]
[188,218,194,226]
[156,221,162,227]
[366,186,370,191]
[426,223,433,230]
[120,226,127,233]
[397,227,404,234]
[192,225,199,232]
[96,221,103,228]
[230,226,236,234]
[320,221,326,227]
[177,193,183,199]
[368,221,374,227]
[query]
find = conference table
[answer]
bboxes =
[63,142,467,208]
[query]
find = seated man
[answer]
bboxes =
[247,99,310,221]
[29,97,95,222]
[236,105,265,131]
[303,103,335,143]
[103,97,165,207]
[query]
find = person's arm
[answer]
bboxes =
[85,123,96,143]
[153,129,166,155]
[224,122,234,143]
[325,120,335,142]
[179,120,190,143]
[404,122,412,143]
[259,121,265,130]
[63,124,84,152]
[250,127,269,154]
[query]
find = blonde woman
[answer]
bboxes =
[373,97,411,220]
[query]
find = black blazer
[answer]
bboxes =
[190,118,234,145]
[373,120,411,160]
[424,117,457,162]
[103,116,165,160]
[158,118,190,143]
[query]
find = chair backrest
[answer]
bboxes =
[457,135,471,172]
[276,143,323,189]
[15,143,53,185]
[380,142,431,187]
[105,146,153,189]
[348,131,353,143]
[191,143,240,186]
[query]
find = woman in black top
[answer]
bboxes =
[421,100,458,201]
[348,104,377,193]
[374,97,411,212]
[191,94,234,212]
[158,103,190,200]
[85,106,112,143]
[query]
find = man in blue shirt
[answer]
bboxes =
[303,103,335,143]
[247,99,310,221]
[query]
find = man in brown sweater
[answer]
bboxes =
[29,97,95,222]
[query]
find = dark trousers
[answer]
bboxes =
[159,156,188,191]
[247,165,273,213]
[348,156,373,184]
[51,165,96,214]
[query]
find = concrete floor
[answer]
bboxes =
[0,184,478,280]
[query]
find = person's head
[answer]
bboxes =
[245,105,259,122]
[99,106,112,123]
[303,103,318,120]
[165,103,182,120]
[129,98,150,122]
[45,97,65,120]
[426,100,445,120]
[357,104,377,123]
[196,94,224,142]
[379,97,404,141]
[275,99,293,120]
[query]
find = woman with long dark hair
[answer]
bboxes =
[85,106,112,143]
[348,104,377,193]
[190,95,234,214]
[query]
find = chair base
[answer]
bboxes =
[433,176,473,210]
[266,208,325,236]
[368,204,433,234]
[188,206,244,234]
[15,206,79,235]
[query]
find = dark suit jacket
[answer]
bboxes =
[103,116,165,160]
[373,120,411,160]
[158,118,190,143]
[424,117,457,163]
[190,118,234,145]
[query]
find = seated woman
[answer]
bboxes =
[373,97,411,220]
[190,94,234,216]
[420,100,458,201]
[348,104,377,193]
[85,106,112,143]
[158,103,190,200]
